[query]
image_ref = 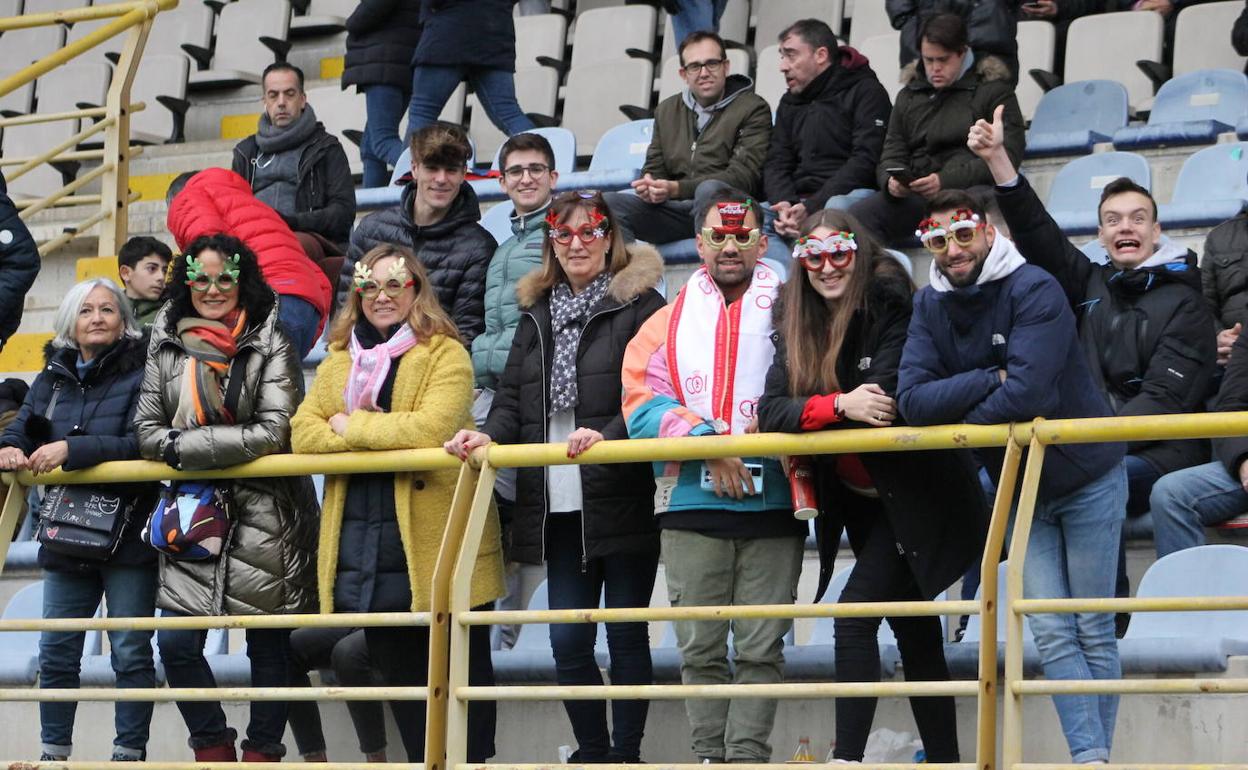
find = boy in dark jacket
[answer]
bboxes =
[764,19,891,237]
[0,170,40,352]
[896,189,1126,766]
[969,103,1217,611]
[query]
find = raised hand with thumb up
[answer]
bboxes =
[966,103,1017,185]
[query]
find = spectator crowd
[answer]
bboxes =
[0,0,1245,765]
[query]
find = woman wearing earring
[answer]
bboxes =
[445,191,667,763]
[135,234,319,763]
[757,209,986,766]
[292,243,505,763]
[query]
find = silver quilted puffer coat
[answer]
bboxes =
[135,301,319,616]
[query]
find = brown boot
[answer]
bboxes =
[241,748,283,762]
[192,744,237,762]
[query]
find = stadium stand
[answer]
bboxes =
[754,0,844,47]
[470,66,560,163]
[1045,151,1152,234]
[848,0,892,50]
[186,0,291,90]
[858,32,903,102]
[0,582,43,686]
[289,0,354,38]
[517,12,568,69]
[1172,0,1245,77]
[1025,80,1129,158]
[559,59,653,155]
[128,53,191,144]
[1112,69,1248,150]
[564,5,657,69]
[1158,141,1248,228]
[1041,10,1164,113]
[1015,20,1055,121]
[753,43,787,109]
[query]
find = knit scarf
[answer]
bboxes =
[344,322,419,413]
[548,272,612,415]
[173,309,246,429]
[255,104,320,154]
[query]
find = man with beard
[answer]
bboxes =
[896,189,1128,767]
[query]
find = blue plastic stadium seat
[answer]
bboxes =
[1113,69,1248,150]
[490,127,576,175]
[480,201,515,245]
[0,582,44,686]
[1047,151,1151,235]
[1158,142,1248,228]
[1026,80,1129,157]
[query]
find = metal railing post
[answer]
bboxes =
[98,9,154,257]
[0,477,28,570]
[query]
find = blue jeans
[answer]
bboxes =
[40,565,157,759]
[822,188,875,211]
[670,0,729,45]
[407,66,535,140]
[362,84,411,188]
[158,613,292,754]
[545,512,658,761]
[277,294,321,359]
[1149,460,1248,558]
[1023,462,1127,764]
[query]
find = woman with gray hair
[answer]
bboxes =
[0,278,159,763]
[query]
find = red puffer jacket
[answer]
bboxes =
[167,167,331,336]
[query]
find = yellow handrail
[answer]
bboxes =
[0,0,175,32]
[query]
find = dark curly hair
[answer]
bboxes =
[163,234,274,328]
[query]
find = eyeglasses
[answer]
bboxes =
[919,224,983,254]
[358,278,415,300]
[681,58,726,75]
[186,273,238,293]
[701,226,760,250]
[502,163,551,181]
[793,232,856,271]
[550,224,607,245]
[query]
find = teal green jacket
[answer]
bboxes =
[471,202,549,389]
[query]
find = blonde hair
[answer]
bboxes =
[329,244,462,347]
[526,190,630,297]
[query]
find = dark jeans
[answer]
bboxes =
[362,84,410,188]
[603,180,732,245]
[1116,454,1162,600]
[287,626,387,756]
[545,512,658,761]
[40,565,157,759]
[276,294,321,359]
[364,607,497,763]
[407,65,534,139]
[158,614,291,754]
[849,186,993,248]
[832,489,959,763]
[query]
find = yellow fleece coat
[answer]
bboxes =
[291,333,504,613]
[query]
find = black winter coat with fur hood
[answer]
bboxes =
[482,245,668,566]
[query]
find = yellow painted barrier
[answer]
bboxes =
[76,255,121,282]
[0,332,55,373]
[220,112,261,140]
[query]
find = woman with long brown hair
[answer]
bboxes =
[757,209,986,765]
[292,243,504,763]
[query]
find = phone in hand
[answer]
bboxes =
[701,462,765,494]
[885,166,916,185]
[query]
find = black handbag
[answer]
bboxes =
[34,383,130,561]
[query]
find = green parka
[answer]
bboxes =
[471,203,549,389]
[135,300,319,617]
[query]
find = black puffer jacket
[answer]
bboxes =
[342,0,422,91]
[758,259,987,602]
[0,336,157,572]
[997,174,1218,477]
[0,171,40,348]
[1212,329,1248,474]
[1200,214,1248,330]
[888,0,1020,75]
[346,181,498,346]
[764,47,892,210]
[482,246,667,566]
[232,126,357,246]
[414,0,517,72]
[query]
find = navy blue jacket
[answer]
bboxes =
[0,171,41,348]
[414,0,517,72]
[342,0,422,91]
[897,262,1125,500]
[0,337,157,571]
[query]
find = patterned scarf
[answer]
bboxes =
[173,309,246,429]
[344,322,419,413]
[548,272,612,415]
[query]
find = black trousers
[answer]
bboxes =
[832,488,960,763]
[364,607,497,763]
[287,626,387,756]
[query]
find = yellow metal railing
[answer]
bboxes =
[1,415,1246,768]
[0,0,177,257]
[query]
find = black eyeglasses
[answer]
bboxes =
[681,58,726,75]
[502,163,551,181]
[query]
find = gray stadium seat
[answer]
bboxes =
[2,24,66,71]
[1025,80,1128,158]
[858,32,903,102]
[1112,69,1247,150]
[552,118,653,191]
[469,66,559,165]
[0,581,43,686]
[848,0,893,49]
[289,0,353,37]
[304,84,366,175]
[0,0,22,18]
[754,44,787,110]
[1158,142,1248,228]
[515,13,567,69]
[560,59,654,155]
[1046,151,1151,235]
[23,0,84,12]
[0,66,36,117]
[657,48,751,101]
[188,0,291,90]
[568,5,657,69]
[148,0,215,63]
[64,17,125,68]
[129,53,191,144]
[755,0,845,48]
[1015,20,1055,122]
[659,0,749,61]
[1173,0,1245,78]
[1062,11,1163,112]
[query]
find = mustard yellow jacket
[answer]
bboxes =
[291,332,504,613]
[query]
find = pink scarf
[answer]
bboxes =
[344,323,419,413]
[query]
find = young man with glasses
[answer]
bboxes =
[604,31,771,245]
[896,189,1128,767]
[347,122,496,345]
[622,189,803,765]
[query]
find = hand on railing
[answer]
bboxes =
[838,383,897,427]
[0,446,29,472]
[565,427,603,458]
[27,440,69,475]
[445,429,493,461]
